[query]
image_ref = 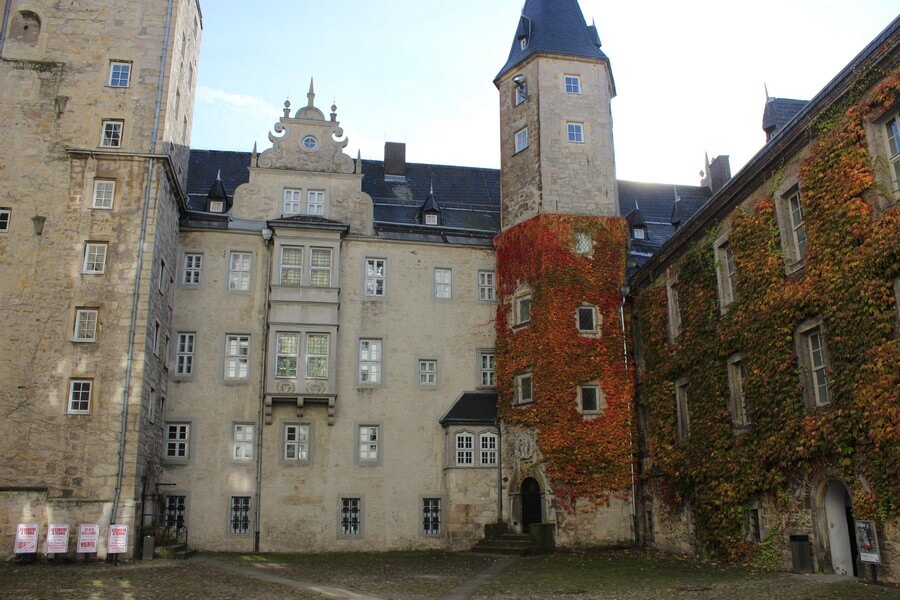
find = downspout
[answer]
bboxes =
[496,416,503,523]
[0,0,13,57]
[254,228,273,553]
[620,286,638,545]
[109,0,174,529]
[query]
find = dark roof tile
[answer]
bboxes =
[439,392,498,426]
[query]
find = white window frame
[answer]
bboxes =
[230,496,251,534]
[67,379,92,414]
[424,213,439,226]
[83,242,108,274]
[0,208,9,232]
[577,305,598,334]
[365,258,386,297]
[307,190,325,216]
[73,308,99,342]
[225,334,250,381]
[208,199,224,213]
[305,333,329,379]
[516,295,532,326]
[284,424,310,461]
[359,339,382,384]
[715,236,738,311]
[564,75,582,94]
[275,332,300,379]
[515,372,533,405]
[883,113,900,196]
[567,122,584,143]
[108,61,131,87]
[99,120,124,148]
[514,81,527,106]
[92,180,115,209]
[675,379,690,441]
[727,354,749,428]
[358,425,380,462]
[514,127,529,153]
[422,498,442,535]
[803,325,831,407]
[434,268,452,299]
[633,228,646,240]
[787,189,807,262]
[309,248,332,287]
[478,271,496,301]
[228,251,252,291]
[455,432,474,466]
[579,384,601,415]
[280,246,303,287]
[165,423,190,459]
[419,360,437,386]
[182,253,202,285]
[479,350,495,388]
[232,423,254,461]
[479,433,498,466]
[176,332,195,376]
[340,498,361,536]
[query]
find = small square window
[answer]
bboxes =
[208,200,224,213]
[0,208,9,232]
[515,128,529,153]
[515,373,533,405]
[92,180,115,209]
[419,360,437,385]
[358,425,379,462]
[579,385,601,414]
[284,424,310,461]
[108,62,131,87]
[68,379,93,414]
[230,496,251,534]
[567,122,584,143]
[575,231,592,254]
[283,189,302,215]
[425,213,439,226]
[307,190,325,216]
[478,271,496,301]
[74,309,99,342]
[365,258,386,297]
[340,498,361,536]
[633,228,646,240]
[100,120,124,148]
[182,253,202,285]
[516,296,532,325]
[232,424,254,460]
[423,498,442,535]
[577,306,598,334]
[565,75,582,94]
[434,268,452,299]
[83,243,109,274]
[165,423,190,459]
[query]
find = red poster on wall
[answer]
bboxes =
[14,524,39,554]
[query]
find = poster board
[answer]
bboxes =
[14,524,39,554]
[46,524,69,554]
[107,524,129,554]
[77,524,100,554]
[855,520,881,565]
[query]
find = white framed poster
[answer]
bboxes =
[46,524,69,554]
[107,524,129,554]
[14,524,39,554]
[855,520,881,565]
[77,524,100,554]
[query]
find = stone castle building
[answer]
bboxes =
[1,0,897,582]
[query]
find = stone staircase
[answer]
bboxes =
[471,522,555,556]
[154,542,196,559]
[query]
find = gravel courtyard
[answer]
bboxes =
[1,549,897,599]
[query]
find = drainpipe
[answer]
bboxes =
[619,285,638,545]
[109,0,174,530]
[0,0,13,57]
[496,416,503,523]
[254,227,273,553]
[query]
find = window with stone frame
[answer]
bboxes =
[883,112,900,196]
[675,379,690,441]
[478,270,496,301]
[280,247,303,286]
[182,253,202,285]
[358,339,382,384]
[514,81,527,106]
[479,350,495,387]
[284,424,310,461]
[100,120,124,148]
[515,127,529,153]
[282,189,302,215]
[795,321,831,408]
[778,187,808,266]
[108,61,131,87]
[83,242,109,274]
[0,208,9,232]
[577,305,598,334]
[307,190,325,215]
[480,433,498,466]
[365,258,386,297]
[309,248,332,287]
[666,272,682,342]
[434,268,452,299]
[567,122,584,143]
[275,333,299,379]
[340,498,361,536]
[715,238,738,310]
[358,425,379,462]
[176,332,195,376]
[574,231,593,255]
[417,360,436,386]
[579,384,602,415]
[68,379,92,414]
[516,295,532,326]
[228,251,252,291]
[230,496,251,534]
[92,180,115,209]
[232,424,254,460]
[564,74,582,94]
[224,335,250,380]
[455,432,474,466]
[422,498,442,535]
[74,308,99,342]
[165,423,190,459]
[727,354,750,428]
[515,372,534,405]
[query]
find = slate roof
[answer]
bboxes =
[763,98,809,139]
[439,392,499,426]
[186,149,250,211]
[496,0,611,84]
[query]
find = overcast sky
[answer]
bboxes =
[190,1,899,185]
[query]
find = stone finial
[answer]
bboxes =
[330,102,338,122]
[283,98,291,118]
[251,142,258,167]
[355,150,362,174]
[307,78,316,108]
[216,168,222,181]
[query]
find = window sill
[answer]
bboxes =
[161,459,191,466]
[72,339,97,344]
[170,375,195,383]
[785,260,806,277]
[224,379,251,387]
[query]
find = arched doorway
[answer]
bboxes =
[521,477,542,533]
[824,481,858,576]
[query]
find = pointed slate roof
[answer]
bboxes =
[496,0,611,84]
[763,97,809,140]
[206,171,228,201]
[421,184,441,214]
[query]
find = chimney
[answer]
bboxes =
[709,155,731,194]
[384,142,406,180]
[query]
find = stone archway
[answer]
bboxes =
[823,480,858,576]
[521,477,542,533]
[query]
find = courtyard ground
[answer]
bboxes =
[0,549,897,599]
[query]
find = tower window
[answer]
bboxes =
[108,62,132,88]
[565,75,582,95]
[514,128,529,153]
[100,120,124,148]
[567,123,584,143]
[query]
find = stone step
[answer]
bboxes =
[475,538,535,549]
[155,543,188,559]
[494,533,532,541]
[471,545,533,556]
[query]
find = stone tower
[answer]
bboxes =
[493,0,635,547]
[495,0,619,230]
[0,0,202,556]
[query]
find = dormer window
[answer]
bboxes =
[516,16,531,51]
[209,201,224,213]
[425,213,439,226]
[519,38,528,51]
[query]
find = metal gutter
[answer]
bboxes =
[254,231,273,553]
[0,0,13,57]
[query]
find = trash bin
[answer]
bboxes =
[790,535,813,573]
[142,535,155,561]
